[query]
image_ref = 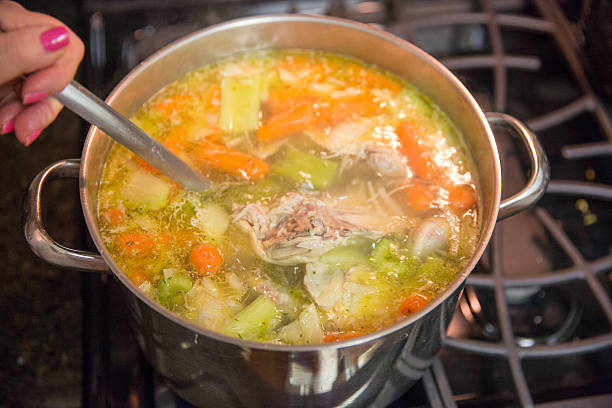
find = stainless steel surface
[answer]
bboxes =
[488,112,550,220]
[23,159,108,272]
[55,81,210,192]
[27,14,549,407]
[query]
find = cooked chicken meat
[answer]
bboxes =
[364,144,408,179]
[234,192,384,265]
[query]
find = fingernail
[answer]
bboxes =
[40,26,70,52]
[1,121,14,134]
[23,91,48,105]
[25,128,42,146]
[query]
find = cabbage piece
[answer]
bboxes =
[279,304,324,344]
[185,277,243,331]
[341,281,377,317]
[192,202,229,242]
[271,147,338,190]
[320,245,369,267]
[304,262,344,308]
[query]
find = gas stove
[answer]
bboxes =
[73,1,612,406]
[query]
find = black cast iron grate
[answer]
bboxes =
[383,0,612,406]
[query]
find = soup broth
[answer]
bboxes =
[98,50,481,344]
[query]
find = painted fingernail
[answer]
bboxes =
[1,121,14,134]
[40,26,70,52]
[23,91,48,105]
[25,128,42,146]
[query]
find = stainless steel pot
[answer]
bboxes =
[24,15,549,407]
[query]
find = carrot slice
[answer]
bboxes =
[344,62,402,93]
[118,232,154,257]
[129,270,149,286]
[259,92,382,142]
[323,93,384,126]
[194,140,269,180]
[276,54,330,81]
[257,103,316,142]
[324,331,363,343]
[405,183,435,212]
[190,244,223,275]
[266,87,319,115]
[396,122,436,179]
[136,158,161,174]
[102,207,125,226]
[398,292,430,316]
[447,184,477,212]
[204,84,221,111]
[153,94,192,115]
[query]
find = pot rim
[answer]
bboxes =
[80,13,501,351]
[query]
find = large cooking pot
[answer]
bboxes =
[24,15,549,407]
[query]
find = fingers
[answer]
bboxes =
[0,1,62,31]
[0,24,71,83]
[20,30,84,97]
[0,99,22,131]
[0,2,85,146]
[11,97,63,145]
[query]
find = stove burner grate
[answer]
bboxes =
[80,1,612,406]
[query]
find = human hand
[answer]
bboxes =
[0,1,84,146]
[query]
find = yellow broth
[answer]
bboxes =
[98,50,481,344]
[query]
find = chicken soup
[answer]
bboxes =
[98,50,481,344]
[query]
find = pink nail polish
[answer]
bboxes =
[1,121,14,134]
[25,128,42,146]
[40,26,69,52]
[23,91,48,105]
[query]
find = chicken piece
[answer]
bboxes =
[364,144,407,179]
[308,119,408,179]
[234,193,384,265]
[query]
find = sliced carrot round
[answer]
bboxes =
[190,244,223,275]
[323,331,363,343]
[396,122,436,179]
[118,232,154,257]
[129,270,149,286]
[405,184,435,212]
[102,207,125,226]
[447,184,477,212]
[398,292,430,316]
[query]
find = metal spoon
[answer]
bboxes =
[55,81,210,192]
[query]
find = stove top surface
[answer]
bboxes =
[2,1,611,407]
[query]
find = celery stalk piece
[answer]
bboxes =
[370,237,418,277]
[121,170,172,211]
[157,274,193,305]
[221,295,279,341]
[370,237,394,268]
[271,147,338,190]
[219,75,262,133]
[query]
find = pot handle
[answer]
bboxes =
[487,112,550,220]
[24,159,108,272]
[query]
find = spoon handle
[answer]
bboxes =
[55,81,210,192]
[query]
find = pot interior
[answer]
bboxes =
[81,14,500,343]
